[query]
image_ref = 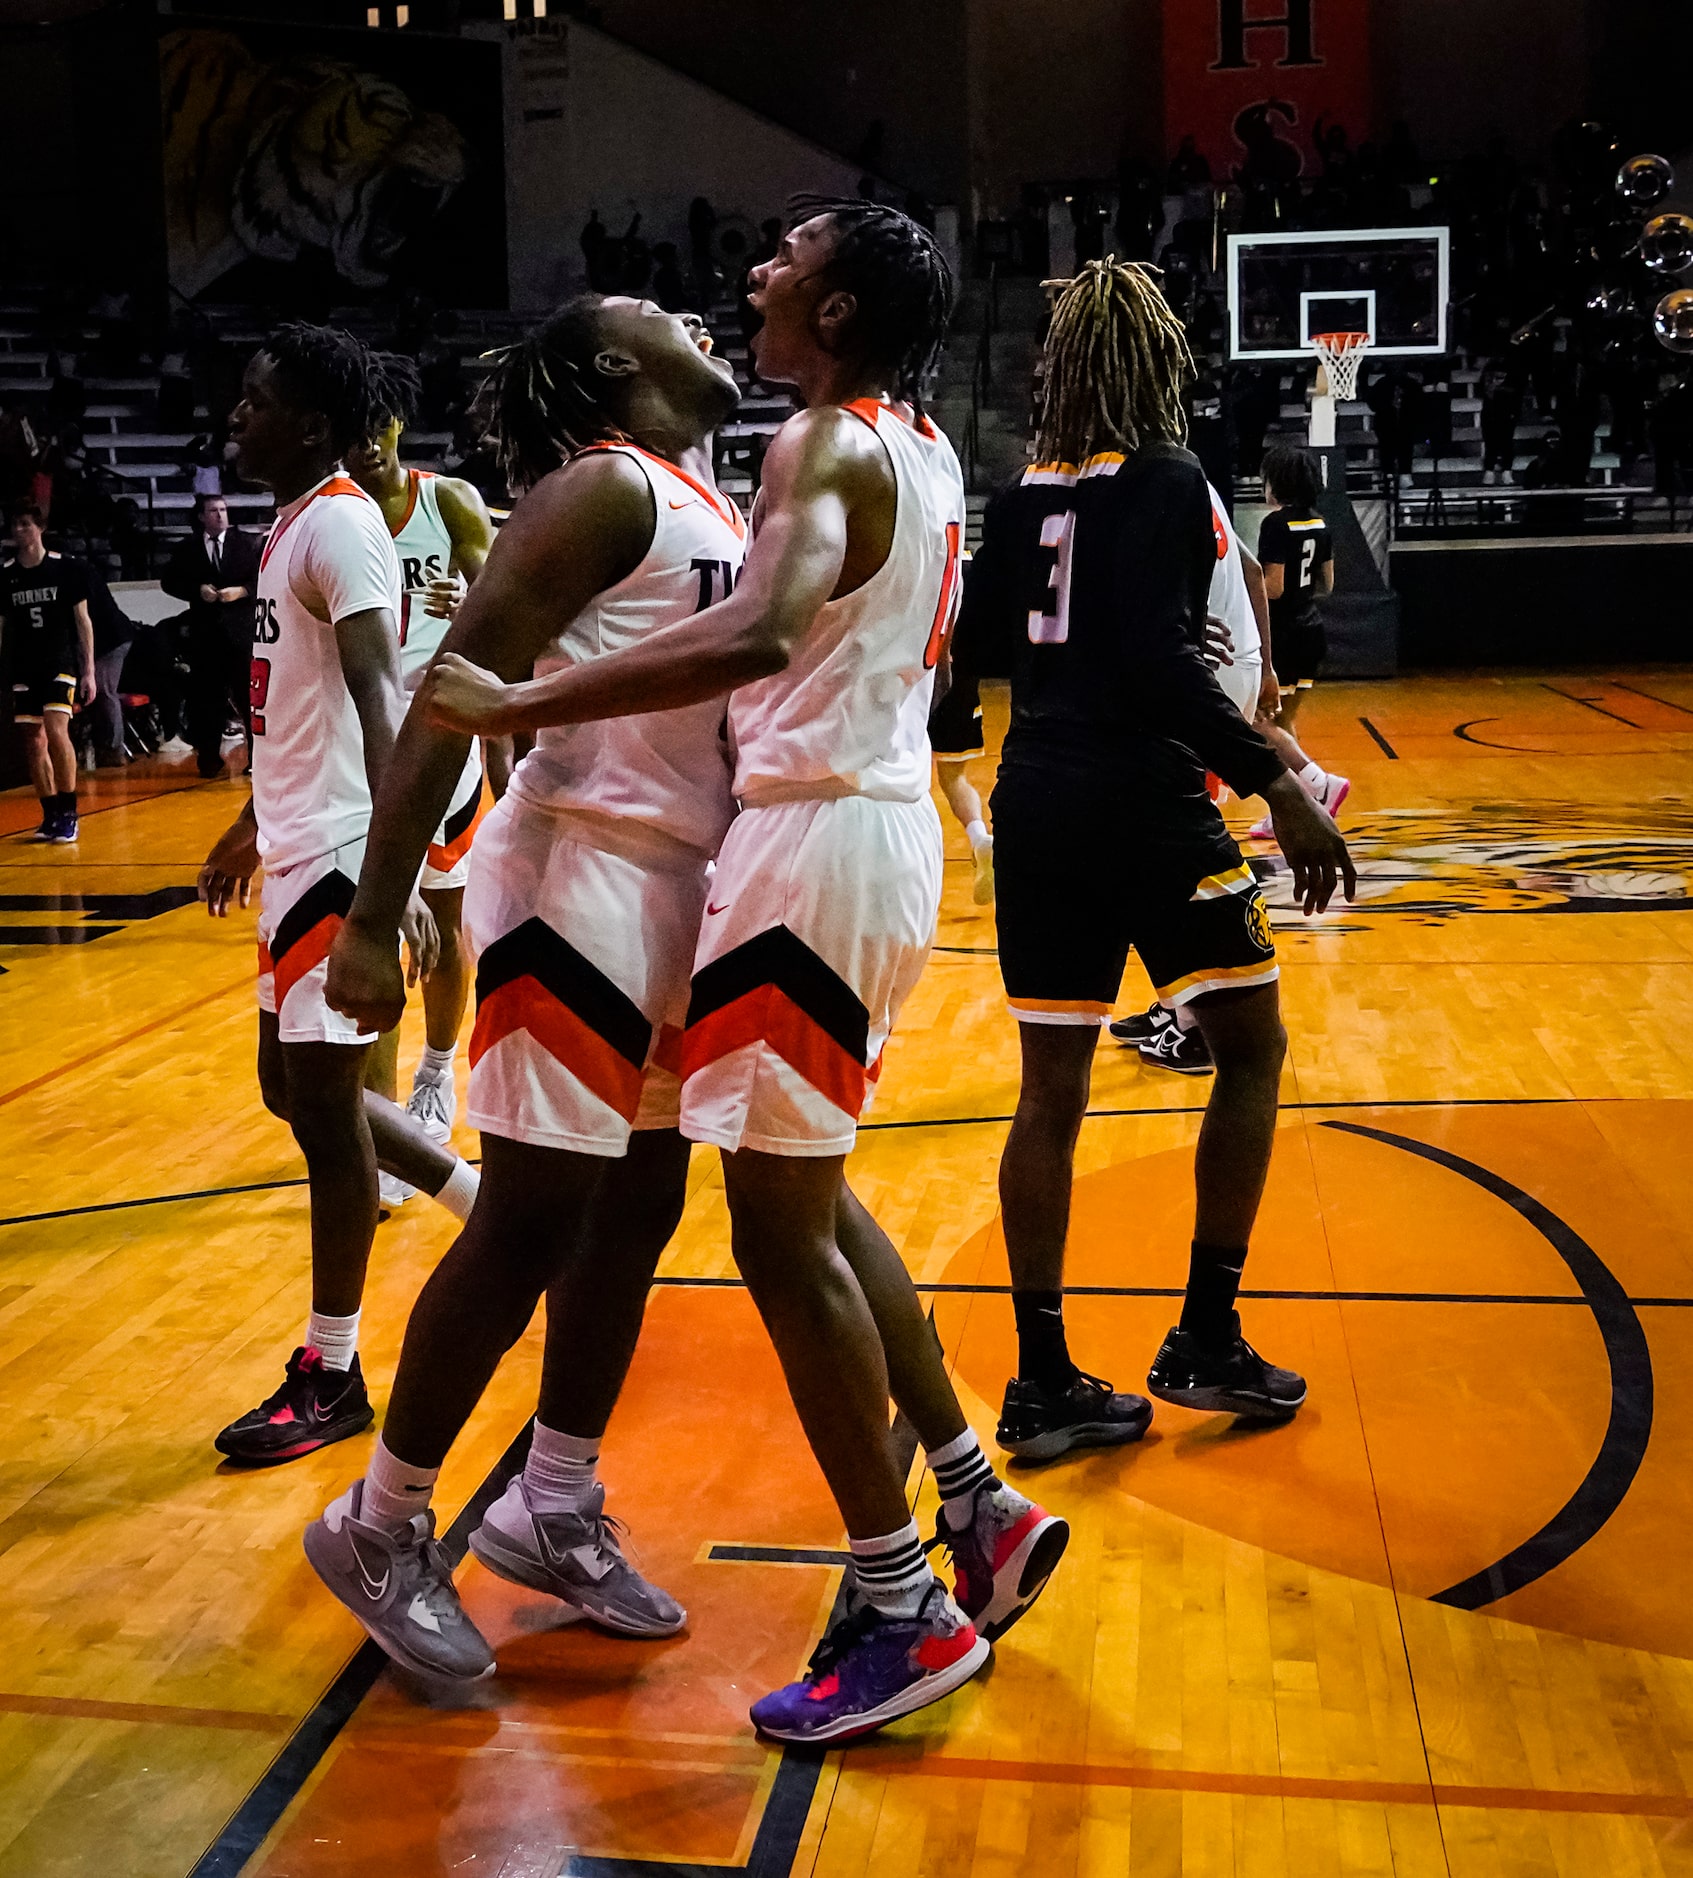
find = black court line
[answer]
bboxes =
[0,1100,1582,1232]
[1610,680,1693,718]
[1453,718,1548,754]
[1540,683,1641,728]
[1323,1121,1654,1611]
[187,1421,536,1878]
[708,1545,852,1567]
[0,1100,1581,1232]
[1358,717,1399,759]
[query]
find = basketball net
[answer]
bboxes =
[1311,330,1370,403]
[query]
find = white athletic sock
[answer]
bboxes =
[1295,759,1327,793]
[306,1308,360,1373]
[927,1429,998,1529]
[964,818,991,853]
[849,1519,937,1620]
[361,1437,440,1536]
[433,1158,479,1221]
[522,1421,601,1515]
[417,1043,457,1083]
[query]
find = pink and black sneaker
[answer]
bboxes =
[931,1484,1070,1643]
[214,1346,374,1465]
[750,1582,988,1744]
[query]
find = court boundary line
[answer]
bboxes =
[1358,716,1399,758]
[1324,1122,1654,1610]
[0,1098,1581,1229]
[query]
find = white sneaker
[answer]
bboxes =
[1246,812,1276,841]
[379,1170,415,1210]
[407,1070,455,1146]
[970,837,995,906]
[1317,773,1351,818]
[157,735,193,756]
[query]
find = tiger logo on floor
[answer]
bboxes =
[161,29,468,298]
[1248,801,1693,925]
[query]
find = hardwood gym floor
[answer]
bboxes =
[5,670,1693,1877]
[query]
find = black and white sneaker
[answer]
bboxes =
[1146,1313,1307,1419]
[996,1370,1153,1461]
[1137,1021,1213,1076]
[1108,1001,1169,1046]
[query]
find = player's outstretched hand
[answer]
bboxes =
[421,573,467,621]
[198,813,260,917]
[1203,613,1235,668]
[326,917,408,1036]
[402,895,440,988]
[420,653,516,736]
[1262,773,1357,917]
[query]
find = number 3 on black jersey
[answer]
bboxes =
[1027,510,1076,645]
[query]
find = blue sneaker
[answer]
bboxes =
[749,1580,989,1744]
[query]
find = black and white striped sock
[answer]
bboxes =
[849,1519,935,1619]
[928,1429,997,1527]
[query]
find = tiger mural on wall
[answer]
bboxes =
[161,28,469,299]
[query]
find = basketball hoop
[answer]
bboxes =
[1310,330,1371,403]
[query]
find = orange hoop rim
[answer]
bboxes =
[1310,330,1372,354]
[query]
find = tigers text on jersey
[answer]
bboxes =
[952,442,1281,805]
[728,398,965,806]
[389,469,454,688]
[510,445,745,857]
[250,473,403,873]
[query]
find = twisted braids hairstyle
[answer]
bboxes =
[259,321,398,459]
[476,295,629,491]
[369,349,422,435]
[1034,258,1194,467]
[788,194,954,411]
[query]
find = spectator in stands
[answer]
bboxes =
[186,435,224,498]
[81,558,137,767]
[687,195,718,296]
[160,492,258,778]
[0,401,38,512]
[1478,358,1524,484]
[1166,134,1211,192]
[651,242,688,313]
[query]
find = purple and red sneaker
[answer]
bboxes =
[749,1581,989,1744]
[214,1347,374,1465]
[931,1485,1070,1643]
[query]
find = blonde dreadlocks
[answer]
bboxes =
[1034,258,1194,468]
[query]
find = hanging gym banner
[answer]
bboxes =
[1163,0,1373,184]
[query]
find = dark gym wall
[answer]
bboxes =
[587,0,971,203]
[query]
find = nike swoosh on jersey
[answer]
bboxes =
[706,901,730,915]
[668,499,697,511]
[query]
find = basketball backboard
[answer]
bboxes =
[1226,226,1450,361]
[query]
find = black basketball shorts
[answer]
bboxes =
[992,773,1279,1023]
[11,669,77,722]
[928,670,985,758]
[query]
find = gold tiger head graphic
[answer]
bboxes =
[161,29,469,297]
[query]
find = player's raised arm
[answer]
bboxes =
[419,407,867,737]
[328,451,651,1033]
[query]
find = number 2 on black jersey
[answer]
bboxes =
[1027,510,1076,644]
[1299,536,1317,589]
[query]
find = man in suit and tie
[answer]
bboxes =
[162,491,261,776]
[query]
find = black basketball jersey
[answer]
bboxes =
[953,442,1282,802]
[1257,506,1331,641]
[0,552,87,675]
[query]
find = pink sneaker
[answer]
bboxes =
[930,1485,1070,1643]
[1246,812,1276,841]
[1317,773,1351,818]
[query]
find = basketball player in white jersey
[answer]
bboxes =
[196,325,482,1467]
[418,201,1068,1742]
[346,372,495,1194]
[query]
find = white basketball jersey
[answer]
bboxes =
[390,470,454,687]
[510,445,745,856]
[1207,483,1260,662]
[250,473,402,872]
[729,398,965,806]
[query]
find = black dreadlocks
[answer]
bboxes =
[370,349,422,435]
[1034,258,1193,467]
[477,295,629,492]
[787,194,954,412]
[259,322,401,459]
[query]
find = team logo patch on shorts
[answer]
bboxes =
[1245,890,1275,954]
